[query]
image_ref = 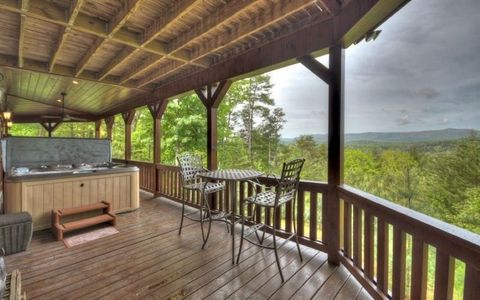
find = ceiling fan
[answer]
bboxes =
[40,92,87,121]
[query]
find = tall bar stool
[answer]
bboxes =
[177,153,229,249]
[236,158,305,282]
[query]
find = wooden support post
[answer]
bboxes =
[94,120,102,138]
[40,121,61,137]
[298,49,344,265]
[326,44,344,265]
[122,110,136,161]
[148,99,169,195]
[195,80,231,170]
[104,116,115,140]
[147,100,169,164]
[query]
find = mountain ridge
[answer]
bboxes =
[281,128,479,144]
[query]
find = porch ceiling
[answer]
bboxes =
[0,0,408,122]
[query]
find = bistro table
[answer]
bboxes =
[198,169,262,264]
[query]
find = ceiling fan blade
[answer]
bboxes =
[41,115,62,119]
[64,114,88,121]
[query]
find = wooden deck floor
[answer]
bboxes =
[5,192,372,300]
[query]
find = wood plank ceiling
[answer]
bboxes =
[0,0,407,122]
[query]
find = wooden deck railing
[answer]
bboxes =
[116,159,480,299]
[338,185,480,300]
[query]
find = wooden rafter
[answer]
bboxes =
[143,0,201,46]
[0,0,206,75]
[74,0,144,77]
[137,0,322,88]
[318,0,341,15]
[112,0,203,85]
[121,0,259,86]
[18,0,28,68]
[49,0,85,72]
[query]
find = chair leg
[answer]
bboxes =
[202,193,213,249]
[292,199,303,261]
[179,190,186,235]
[272,207,284,282]
[236,214,245,264]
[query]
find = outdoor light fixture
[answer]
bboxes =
[2,111,11,120]
[6,121,12,128]
[365,30,381,42]
[353,29,382,45]
[72,80,79,84]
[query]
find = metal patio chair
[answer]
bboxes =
[236,158,305,282]
[177,153,229,249]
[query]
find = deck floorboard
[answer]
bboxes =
[5,192,372,299]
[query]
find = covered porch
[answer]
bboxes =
[0,0,479,299]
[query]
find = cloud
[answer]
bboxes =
[396,114,412,126]
[416,87,440,99]
[268,0,480,136]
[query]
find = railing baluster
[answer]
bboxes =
[286,201,292,233]
[411,236,428,300]
[464,264,480,300]
[353,205,361,267]
[255,185,261,223]
[377,219,389,294]
[275,202,281,230]
[343,200,351,258]
[297,188,305,237]
[434,249,455,300]
[392,227,406,300]
[364,212,374,279]
[309,192,317,241]
[247,183,253,217]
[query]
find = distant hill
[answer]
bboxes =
[281,128,479,144]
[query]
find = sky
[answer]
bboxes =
[268,0,480,138]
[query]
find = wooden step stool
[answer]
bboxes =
[2,270,26,300]
[52,201,116,241]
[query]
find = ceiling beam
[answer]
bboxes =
[0,0,206,73]
[103,0,395,116]
[49,0,85,72]
[318,0,341,15]
[143,0,201,46]
[0,53,152,92]
[12,114,94,123]
[6,93,90,115]
[18,0,28,68]
[113,0,203,85]
[137,0,323,88]
[119,0,259,86]
[74,0,144,77]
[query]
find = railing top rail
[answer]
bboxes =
[339,185,480,267]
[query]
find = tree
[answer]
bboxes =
[259,108,286,172]
[234,75,274,162]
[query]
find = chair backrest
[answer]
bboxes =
[177,153,204,187]
[276,158,305,205]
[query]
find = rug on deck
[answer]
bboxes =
[63,225,119,248]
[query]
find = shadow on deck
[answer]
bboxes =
[5,192,372,299]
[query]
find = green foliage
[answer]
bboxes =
[9,123,47,137]
[54,122,95,138]
[131,107,153,162]
[161,95,207,164]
